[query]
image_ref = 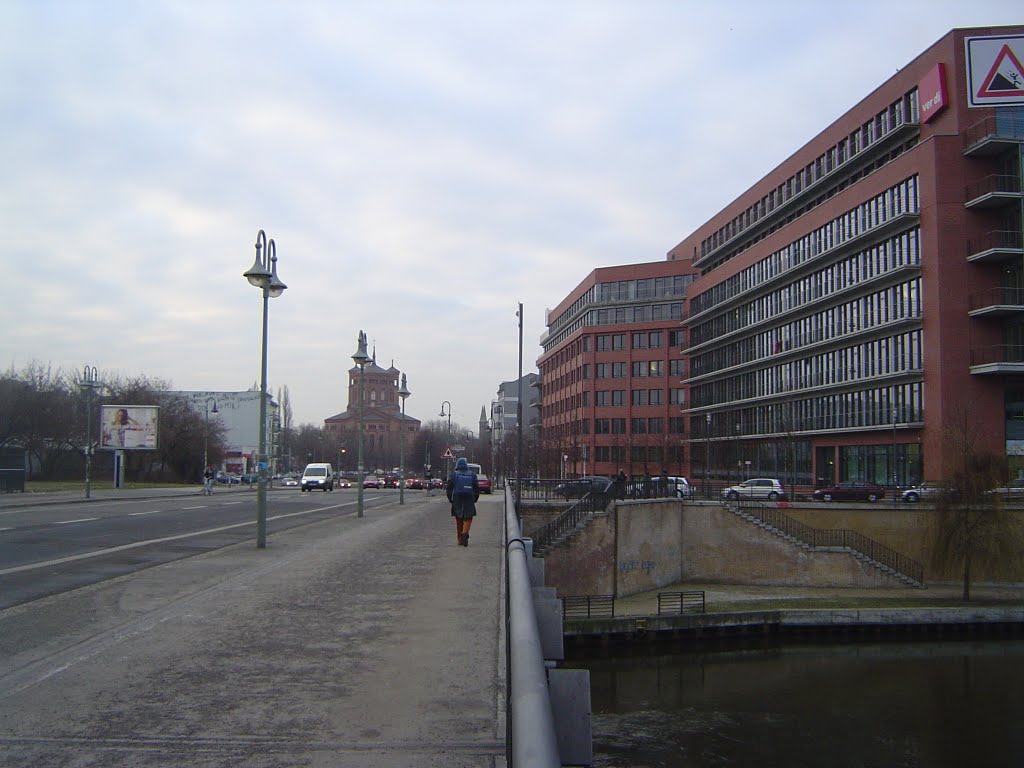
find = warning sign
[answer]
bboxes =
[966,35,1024,107]
[442,447,455,459]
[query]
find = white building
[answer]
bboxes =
[171,390,279,475]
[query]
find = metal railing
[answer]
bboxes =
[657,590,706,615]
[728,498,924,584]
[970,344,1024,367]
[505,486,561,768]
[963,114,1024,151]
[531,490,611,553]
[562,594,615,618]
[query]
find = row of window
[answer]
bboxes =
[594,445,686,465]
[691,176,921,318]
[592,303,683,327]
[597,275,693,303]
[692,278,923,379]
[698,382,923,440]
[699,88,919,260]
[693,330,922,410]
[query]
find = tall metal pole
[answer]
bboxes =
[352,330,371,518]
[244,230,286,549]
[516,302,523,486]
[398,373,410,505]
[256,285,269,548]
[440,401,452,476]
[81,365,99,499]
[705,413,711,500]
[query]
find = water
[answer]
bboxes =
[564,639,1024,767]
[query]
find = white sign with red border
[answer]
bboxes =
[966,34,1024,107]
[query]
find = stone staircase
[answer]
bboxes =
[726,500,924,587]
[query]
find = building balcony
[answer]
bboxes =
[963,174,1022,209]
[969,287,1024,317]
[966,229,1024,263]
[970,344,1024,375]
[962,114,1024,157]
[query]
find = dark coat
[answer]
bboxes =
[446,471,480,518]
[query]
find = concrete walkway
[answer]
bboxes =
[0,491,508,767]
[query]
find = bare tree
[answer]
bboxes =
[932,412,1024,601]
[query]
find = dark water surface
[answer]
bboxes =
[564,639,1024,767]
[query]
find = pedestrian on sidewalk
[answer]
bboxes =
[446,457,480,546]
[203,465,216,496]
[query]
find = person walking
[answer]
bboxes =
[446,457,480,546]
[203,465,216,496]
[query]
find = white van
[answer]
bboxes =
[301,463,334,492]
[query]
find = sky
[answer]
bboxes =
[2,1,1020,430]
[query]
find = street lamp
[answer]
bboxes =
[81,365,101,499]
[398,373,411,505]
[352,330,371,518]
[243,229,287,548]
[203,397,219,471]
[892,405,899,492]
[440,400,452,475]
[705,413,712,500]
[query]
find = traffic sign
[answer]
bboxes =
[442,447,455,459]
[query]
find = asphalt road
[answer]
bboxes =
[0,490,508,767]
[0,489,397,609]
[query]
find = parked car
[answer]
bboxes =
[363,475,380,489]
[813,481,886,502]
[429,478,445,489]
[721,478,786,501]
[901,482,948,503]
[554,476,613,500]
[987,479,1024,499]
[216,473,240,485]
[666,476,693,499]
[477,474,493,494]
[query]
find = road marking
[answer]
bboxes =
[0,499,374,577]
[182,505,206,510]
[55,517,99,525]
[129,510,161,516]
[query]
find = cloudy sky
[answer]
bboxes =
[2,1,1019,430]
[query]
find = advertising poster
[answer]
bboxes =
[100,405,159,450]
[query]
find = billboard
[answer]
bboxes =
[100,405,159,450]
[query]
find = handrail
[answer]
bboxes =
[729,499,924,584]
[531,491,610,553]
[505,485,561,768]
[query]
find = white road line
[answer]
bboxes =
[55,517,99,525]
[0,499,366,577]
[129,510,161,516]
[182,505,206,510]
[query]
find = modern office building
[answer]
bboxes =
[539,25,1024,488]
[671,25,1024,488]
[538,261,698,479]
[489,373,540,442]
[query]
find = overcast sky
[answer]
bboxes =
[2,1,1019,430]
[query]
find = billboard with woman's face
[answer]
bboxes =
[100,405,159,450]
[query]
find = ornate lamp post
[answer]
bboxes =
[203,397,218,471]
[398,373,411,505]
[243,229,287,548]
[352,330,371,518]
[439,400,452,476]
[81,365,101,499]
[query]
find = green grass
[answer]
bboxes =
[24,480,195,493]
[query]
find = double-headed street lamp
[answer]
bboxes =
[243,229,287,549]
[203,397,218,471]
[398,373,411,505]
[439,400,452,475]
[352,330,371,518]
[81,365,101,499]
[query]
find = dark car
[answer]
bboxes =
[813,481,886,502]
[554,476,613,500]
[216,473,240,485]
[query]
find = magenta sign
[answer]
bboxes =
[919,63,947,122]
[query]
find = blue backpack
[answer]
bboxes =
[453,470,475,497]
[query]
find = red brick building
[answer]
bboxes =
[538,261,698,479]
[540,25,1024,490]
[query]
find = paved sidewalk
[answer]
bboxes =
[0,492,508,767]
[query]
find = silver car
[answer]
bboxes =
[721,478,786,501]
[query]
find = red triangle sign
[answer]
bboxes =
[442,447,455,459]
[977,44,1024,99]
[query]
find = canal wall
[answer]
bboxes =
[526,499,1024,598]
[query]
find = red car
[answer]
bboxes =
[477,474,493,494]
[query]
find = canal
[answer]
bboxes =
[564,638,1024,767]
